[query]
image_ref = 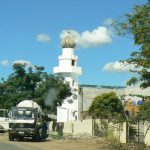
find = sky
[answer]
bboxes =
[0,0,147,86]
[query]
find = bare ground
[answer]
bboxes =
[0,133,110,150]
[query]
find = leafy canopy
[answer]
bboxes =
[113,1,150,88]
[88,92,125,122]
[138,100,150,121]
[0,63,71,113]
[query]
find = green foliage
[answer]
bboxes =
[0,63,71,112]
[128,125,138,142]
[88,92,125,122]
[138,100,150,121]
[113,1,150,89]
[94,120,109,137]
[109,142,147,150]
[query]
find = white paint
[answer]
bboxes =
[144,121,150,146]
[125,86,150,96]
[0,121,9,130]
[53,42,82,122]
[8,119,35,124]
[17,100,42,112]
[0,109,9,130]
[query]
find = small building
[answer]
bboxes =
[78,84,125,119]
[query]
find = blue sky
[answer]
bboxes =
[0,0,147,86]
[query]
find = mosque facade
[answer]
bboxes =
[53,31,150,122]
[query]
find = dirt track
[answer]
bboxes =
[0,133,110,150]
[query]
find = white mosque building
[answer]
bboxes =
[53,31,82,122]
[54,31,150,123]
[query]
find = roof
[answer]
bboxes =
[80,84,125,89]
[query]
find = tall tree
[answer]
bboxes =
[138,100,150,121]
[88,92,125,122]
[113,1,150,88]
[0,63,71,113]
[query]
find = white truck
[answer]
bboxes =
[0,109,9,133]
[8,100,48,141]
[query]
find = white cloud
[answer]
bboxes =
[103,61,137,72]
[36,33,51,43]
[1,59,9,66]
[60,26,112,48]
[12,60,33,67]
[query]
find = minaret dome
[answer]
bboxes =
[61,31,76,48]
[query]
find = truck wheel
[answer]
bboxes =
[37,128,42,141]
[33,129,42,141]
[9,133,14,141]
[42,128,48,140]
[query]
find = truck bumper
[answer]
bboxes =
[8,128,36,137]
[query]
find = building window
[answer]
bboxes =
[71,60,75,66]
[73,94,77,100]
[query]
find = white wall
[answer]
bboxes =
[144,122,150,146]
[49,119,128,143]
[125,86,150,96]
[73,119,93,135]
[57,107,68,122]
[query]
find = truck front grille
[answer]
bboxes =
[9,123,35,129]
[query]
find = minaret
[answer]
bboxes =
[53,30,82,122]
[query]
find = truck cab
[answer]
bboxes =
[0,109,9,133]
[8,100,48,141]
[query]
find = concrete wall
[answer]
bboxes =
[119,122,128,143]
[78,85,150,119]
[106,122,127,143]
[49,119,150,146]
[125,86,150,96]
[49,119,93,136]
[144,122,150,146]
[73,119,93,135]
[63,121,73,134]
[78,86,125,119]
[49,119,127,143]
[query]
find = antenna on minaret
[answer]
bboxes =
[66,29,71,36]
[67,29,71,34]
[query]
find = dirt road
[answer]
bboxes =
[0,133,110,150]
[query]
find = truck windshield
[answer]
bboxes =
[12,109,35,119]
